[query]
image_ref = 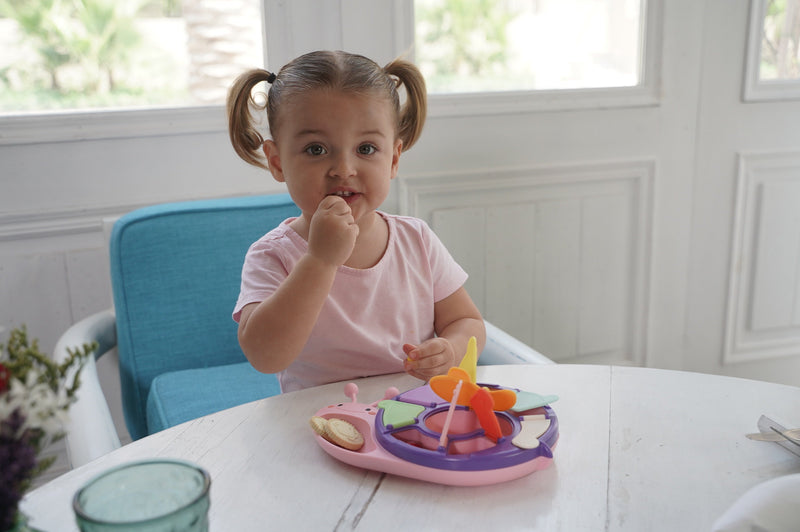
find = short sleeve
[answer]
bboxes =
[416,219,468,302]
[232,237,291,323]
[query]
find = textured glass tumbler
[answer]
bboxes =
[73,459,211,532]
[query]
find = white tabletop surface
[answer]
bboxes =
[21,365,800,531]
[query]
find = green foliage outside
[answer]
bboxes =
[415,0,517,93]
[0,0,185,112]
[1,0,521,111]
[761,0,800,79]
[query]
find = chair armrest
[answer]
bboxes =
[53,309,121,468]
[480,321,555,365]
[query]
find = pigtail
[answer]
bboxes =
[384,59,428,152]
[226,69,274,169]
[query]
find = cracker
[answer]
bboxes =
[324,418,364,451]
[309,416,330,438]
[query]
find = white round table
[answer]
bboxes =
[21,365,800,531]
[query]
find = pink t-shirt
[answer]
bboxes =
[233,212,468,392]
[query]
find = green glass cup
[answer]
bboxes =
[72,459,211,532]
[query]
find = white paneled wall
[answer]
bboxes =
[400,160,653,365]
[724,151,800,363]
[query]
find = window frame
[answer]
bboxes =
[414,0,663,117]
[743,0,800,102]
[0,0,662,147]
[0,106,225,146]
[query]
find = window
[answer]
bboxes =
[744,0,800,101]
[0,0,264,114]
[414,0,645,95]
[759,0,800,81]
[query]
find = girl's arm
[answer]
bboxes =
[237,254,337,373]
[403,286,486,381]
[238,196,358,373]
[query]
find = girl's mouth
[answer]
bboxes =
[328,190,360,204]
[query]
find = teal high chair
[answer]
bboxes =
[54,194,553,468]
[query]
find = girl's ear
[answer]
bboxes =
[389,138,403,180]
[263,140,285,182]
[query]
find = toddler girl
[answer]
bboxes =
[227,50,485,392]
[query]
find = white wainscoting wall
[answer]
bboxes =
[400,160,654,366]
[724,151,800,364]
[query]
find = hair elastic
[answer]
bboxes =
[266,72,277,84]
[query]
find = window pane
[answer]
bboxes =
[414,0,644,94]
[0,0,264,113]
[759,0,800,81]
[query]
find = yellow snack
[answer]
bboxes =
[309,416,330,439]
[324,418,364,451]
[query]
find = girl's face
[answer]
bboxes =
[263,89,402,227]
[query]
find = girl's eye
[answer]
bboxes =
[305,144,327,156]
[358,144,377,155]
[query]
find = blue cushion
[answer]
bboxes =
[146,362,281,434]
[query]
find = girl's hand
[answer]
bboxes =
[307,196,359,267]
[403,339,457,381]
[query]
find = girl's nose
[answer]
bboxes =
[329,152,356,178]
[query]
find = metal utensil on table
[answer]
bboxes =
[745,415,800,457]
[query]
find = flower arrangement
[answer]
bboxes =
[0,326,96,532]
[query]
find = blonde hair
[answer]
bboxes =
[227,50,427,170]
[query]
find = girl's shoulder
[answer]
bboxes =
[247,217,307,256]
[380,212,442,256]
[380,212,432,236]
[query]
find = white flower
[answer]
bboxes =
[0,368,70,441]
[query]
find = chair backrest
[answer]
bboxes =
[110,194,300,439]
